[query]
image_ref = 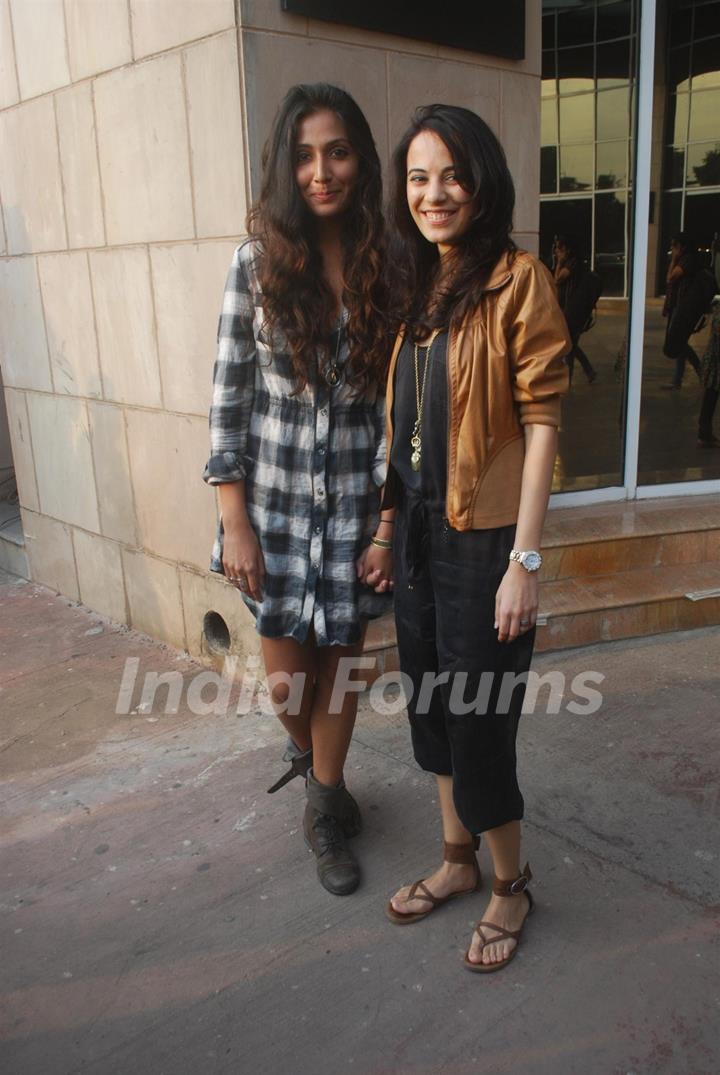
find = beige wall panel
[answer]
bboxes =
[26,393,100,532]
[3,387,39,511]
[89,247,163,408]
[55,82,105,249]
[94,54,194,245]
[242,31,388,195]
[184,31,246,238]
[514,231,540,256]
[121,547,186,650]
[387,51,501,149]
[0,257,52,391]
[179,567,260,664]
[0,96,66,254]
[22,508,79,599]
[0,0,19,108]
[125,409,216,569]
[73,528,127,623]
[38,252,102,398]
[500,73,540,235]
[150,240,238,416]
[87,401,138,546]
[239,0,307,34]
[65,0,132,81]
[10,0,69,99]
[130,0,235,60]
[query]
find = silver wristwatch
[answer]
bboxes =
[509,548,543,572]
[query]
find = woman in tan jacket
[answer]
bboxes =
[366,104,569,972]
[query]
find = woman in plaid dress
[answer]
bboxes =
[203,85,393,895]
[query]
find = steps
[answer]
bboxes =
[0,501,27,579]
[364,493,720,661]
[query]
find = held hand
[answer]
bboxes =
[222,522,266,602]
[356,544,394,593]
[494,562,538,643]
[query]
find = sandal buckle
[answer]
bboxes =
[509,875,528,895]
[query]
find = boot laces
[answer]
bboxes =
[312,813,345,857]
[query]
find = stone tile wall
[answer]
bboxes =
[0,0,542,663]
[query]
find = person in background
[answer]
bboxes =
[203,84,393,897]
[661,231,702,390]
[552,234,598,385]
[697,236,720,449]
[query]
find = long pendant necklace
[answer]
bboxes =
[410,329,439,471]
[324,315,344,388]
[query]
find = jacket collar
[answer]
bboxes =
[481,249,517,294]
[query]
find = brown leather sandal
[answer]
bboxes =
[463,862,535,973]
[386,837,482,925]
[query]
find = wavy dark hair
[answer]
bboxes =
[389,104,516,337]
[247,83,388,392]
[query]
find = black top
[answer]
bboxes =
[390,331,449,514]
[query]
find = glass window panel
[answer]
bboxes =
[595,191,627,253]
[684,192,720,259]
[597,39,630,88]
[541,146,558,194]
[664,145,686,188]
[558,45,594,87]
[694,6,720,41]
[688,89,720,142]
[557,6,595,48]
[686,141,720,187]
[559,93,594,144]
[541,97,558,146]
[542,11,556,50]
[539,198,593,268]
[542,48,556,84]
[542,77,557,98]
[668,46,691,92]
[596,140,628,188]
[667,93,690,144]
[560,145,594,191]
[691,37,720,86]
[669,6,692,45]
[658,192,683,293]
[692,67,720,90]
[597,0,632,41]
[597,87,630,140]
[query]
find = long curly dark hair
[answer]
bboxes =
[247,83,388,392]
[388,104,517,338]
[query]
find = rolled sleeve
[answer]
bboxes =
[371,390,388,488]
[508,256,571,427]
[202,244,257,486]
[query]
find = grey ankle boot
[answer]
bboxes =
[303,769,360,896]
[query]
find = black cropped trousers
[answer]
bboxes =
[393,488,536,836]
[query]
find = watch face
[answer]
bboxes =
[524,551,542,571]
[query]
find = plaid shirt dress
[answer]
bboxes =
[203,240,390,645]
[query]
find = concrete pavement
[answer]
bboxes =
[1,569,718,1075]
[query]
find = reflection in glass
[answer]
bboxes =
[686,142,720,186]
[596,140,627,188]
[688,89,720,142]
[541,96,558,146]
[596,39,630,88]
[560,93,594,144]
[667,46,690,91]
[664,145,685,188]
[596,0,632,41]
[595,191,627,295]
[541,146,558,195]
[684,192,720,255]
[557,6,595,48]
[693,7,720,40]
[692,68,720,90]
[540,198,592,265]
[542,73,556,97]
[558,45,594,86]
[691,36,720,86]
[668,93,689,145]
[560,145,594,191]
[597,87,630,141]
[668,6,692,45]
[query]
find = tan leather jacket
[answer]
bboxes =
[382,250,571,530]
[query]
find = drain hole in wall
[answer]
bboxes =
[203,611,231,655]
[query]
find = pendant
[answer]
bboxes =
[325,364,342,388]
[411,449,421,471]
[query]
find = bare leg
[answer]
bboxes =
[466,819,532,967]
[260,635,315,752]
[390,774,477,913]
[310,626,367,786]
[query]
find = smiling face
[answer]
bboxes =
[406,129,475,254]
[294,108,360,220]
